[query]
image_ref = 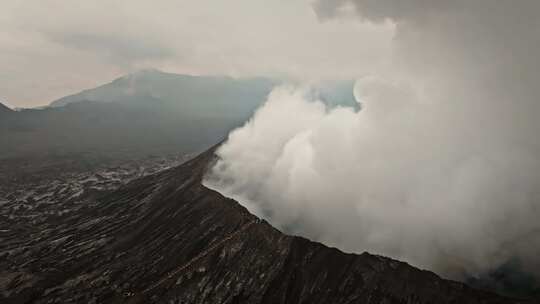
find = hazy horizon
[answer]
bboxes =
[1,0,393,108]
[0,69,276,109]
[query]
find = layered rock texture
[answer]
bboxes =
[0,146,530,303]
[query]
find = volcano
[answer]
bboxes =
[0,144,529,303]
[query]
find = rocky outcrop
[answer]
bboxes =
[0,145,530,303]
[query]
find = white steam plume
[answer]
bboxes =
[204,81,540,279]
[205,0,540,280]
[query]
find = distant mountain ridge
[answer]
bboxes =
[48,69,359,111]
[1,70,357,162]
[0,70,277,161]
[49,69,277,108]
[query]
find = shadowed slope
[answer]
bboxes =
[0,145,529,303]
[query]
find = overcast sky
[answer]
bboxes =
[0,0,394,108]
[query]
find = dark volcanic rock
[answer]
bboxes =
[0,145,531,303]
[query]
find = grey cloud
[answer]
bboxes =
[314,0,491,23]
[46,31,176,67]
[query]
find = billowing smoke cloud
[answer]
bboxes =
[205,0,540,281]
